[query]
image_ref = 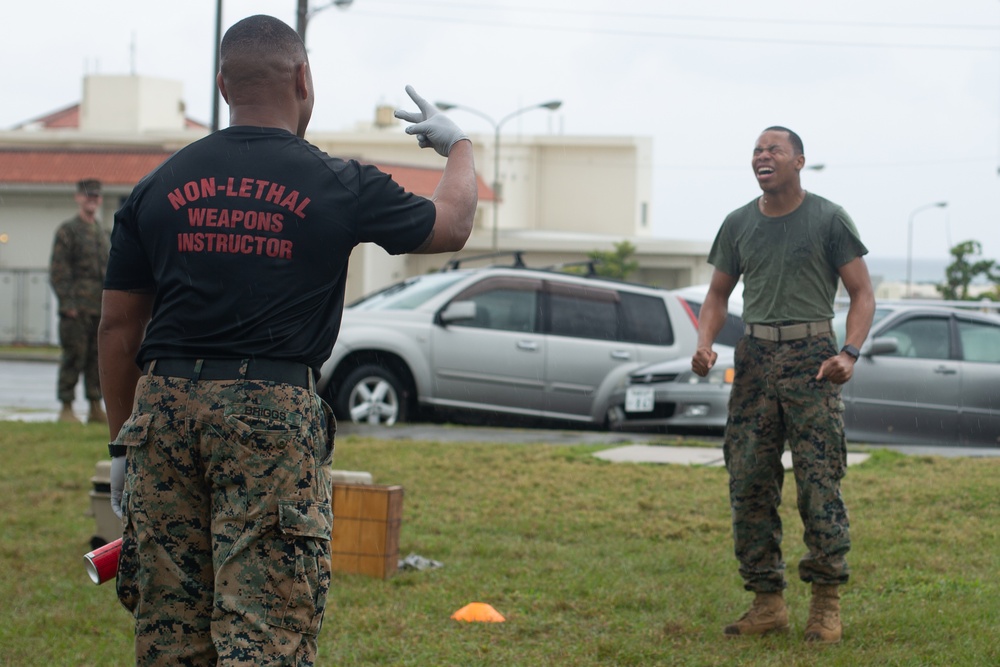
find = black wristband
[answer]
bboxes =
[840,344,860,360]
[109,443,127,458]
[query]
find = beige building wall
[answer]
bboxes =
[314,124,675,303]
[81,76,188,134]
[534,138,653,238]
[309,128,652,240]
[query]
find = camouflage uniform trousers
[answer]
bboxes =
[723,332,850,593]
[57,313,102,403]
[114,369,336,666]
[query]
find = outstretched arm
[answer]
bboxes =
[395,85,477,254]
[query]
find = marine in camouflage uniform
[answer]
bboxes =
[99,15,476,666]
[49,178,110,423]
[115,368,335,664]
[692,127,875,643]
[725,333,850,591]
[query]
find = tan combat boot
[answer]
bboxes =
[723,591,790,637]
[88,400,108,425]
[59,402,81,423]
[804,584,842,644]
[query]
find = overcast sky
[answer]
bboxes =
[4,0,1000,270]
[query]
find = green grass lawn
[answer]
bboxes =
[0,344,59,359]
[1,421,998,666]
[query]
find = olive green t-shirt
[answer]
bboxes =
[708,192,867,324]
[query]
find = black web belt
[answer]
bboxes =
[143,358,312,388]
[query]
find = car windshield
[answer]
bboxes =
[348,272,469,311]
[832,307,894,345]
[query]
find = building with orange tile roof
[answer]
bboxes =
[0,74,710,345]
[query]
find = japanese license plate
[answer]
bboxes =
[625,386,655,413]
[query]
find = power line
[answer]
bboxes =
[347,4,1000,52]
[374,0,1000,34]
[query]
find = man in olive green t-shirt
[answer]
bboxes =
[691,127,875,644]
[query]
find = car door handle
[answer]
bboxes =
[516,341,539,351]
[611,350,632,360]
[933,366,957,375]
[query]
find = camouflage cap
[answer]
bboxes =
[77,179,102,197]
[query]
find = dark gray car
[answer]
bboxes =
[838,304,1000,446]
[610,303,1000,446]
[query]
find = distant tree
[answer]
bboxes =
[586,240,640,281]
[937,240,997,300]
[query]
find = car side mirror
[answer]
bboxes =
[439,300,477,326]
[862,336,898,357]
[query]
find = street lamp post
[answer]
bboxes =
[906,201,948,298]
[296,0,354,43]
[435,99,562,252]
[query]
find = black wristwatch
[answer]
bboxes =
[840,344,860,361]
[109,443,127,457]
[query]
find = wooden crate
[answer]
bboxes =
[330,483,403,579]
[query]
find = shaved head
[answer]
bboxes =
[220,15,308,105]
[762,126,804,156]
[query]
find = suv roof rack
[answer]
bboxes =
[441,251,526,271]
[542,260,599,276]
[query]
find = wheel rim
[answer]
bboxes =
[606,404,626,430]
[348,376,400,426]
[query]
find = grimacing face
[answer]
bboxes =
[752,130,804,193]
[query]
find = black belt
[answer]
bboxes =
[144,358,312,388]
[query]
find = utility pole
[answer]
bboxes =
[211,0,223,131]
[297,0,354,44]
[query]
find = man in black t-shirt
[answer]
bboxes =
[98,14,476,666]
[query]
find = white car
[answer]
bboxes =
[610,345,735,433]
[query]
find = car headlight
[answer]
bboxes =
[680,366,735,385]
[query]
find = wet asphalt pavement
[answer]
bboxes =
[3,357,998,462]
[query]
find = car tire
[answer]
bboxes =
[337,364,408,426]
[605,404,626,431]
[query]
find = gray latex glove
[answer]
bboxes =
[394,85,468,157]
[110,456,126,520]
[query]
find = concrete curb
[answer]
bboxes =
[592,444,871,468]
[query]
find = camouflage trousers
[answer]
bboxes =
[723,333,850,593]
[57,313,101,403]
[114,369,336,666]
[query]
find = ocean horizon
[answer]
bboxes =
[866,256,950,284]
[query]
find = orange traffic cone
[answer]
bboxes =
[451,602,506,623]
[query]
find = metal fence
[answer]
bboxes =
[0,269,56,345]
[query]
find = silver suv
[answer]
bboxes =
[317,257,699,428]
